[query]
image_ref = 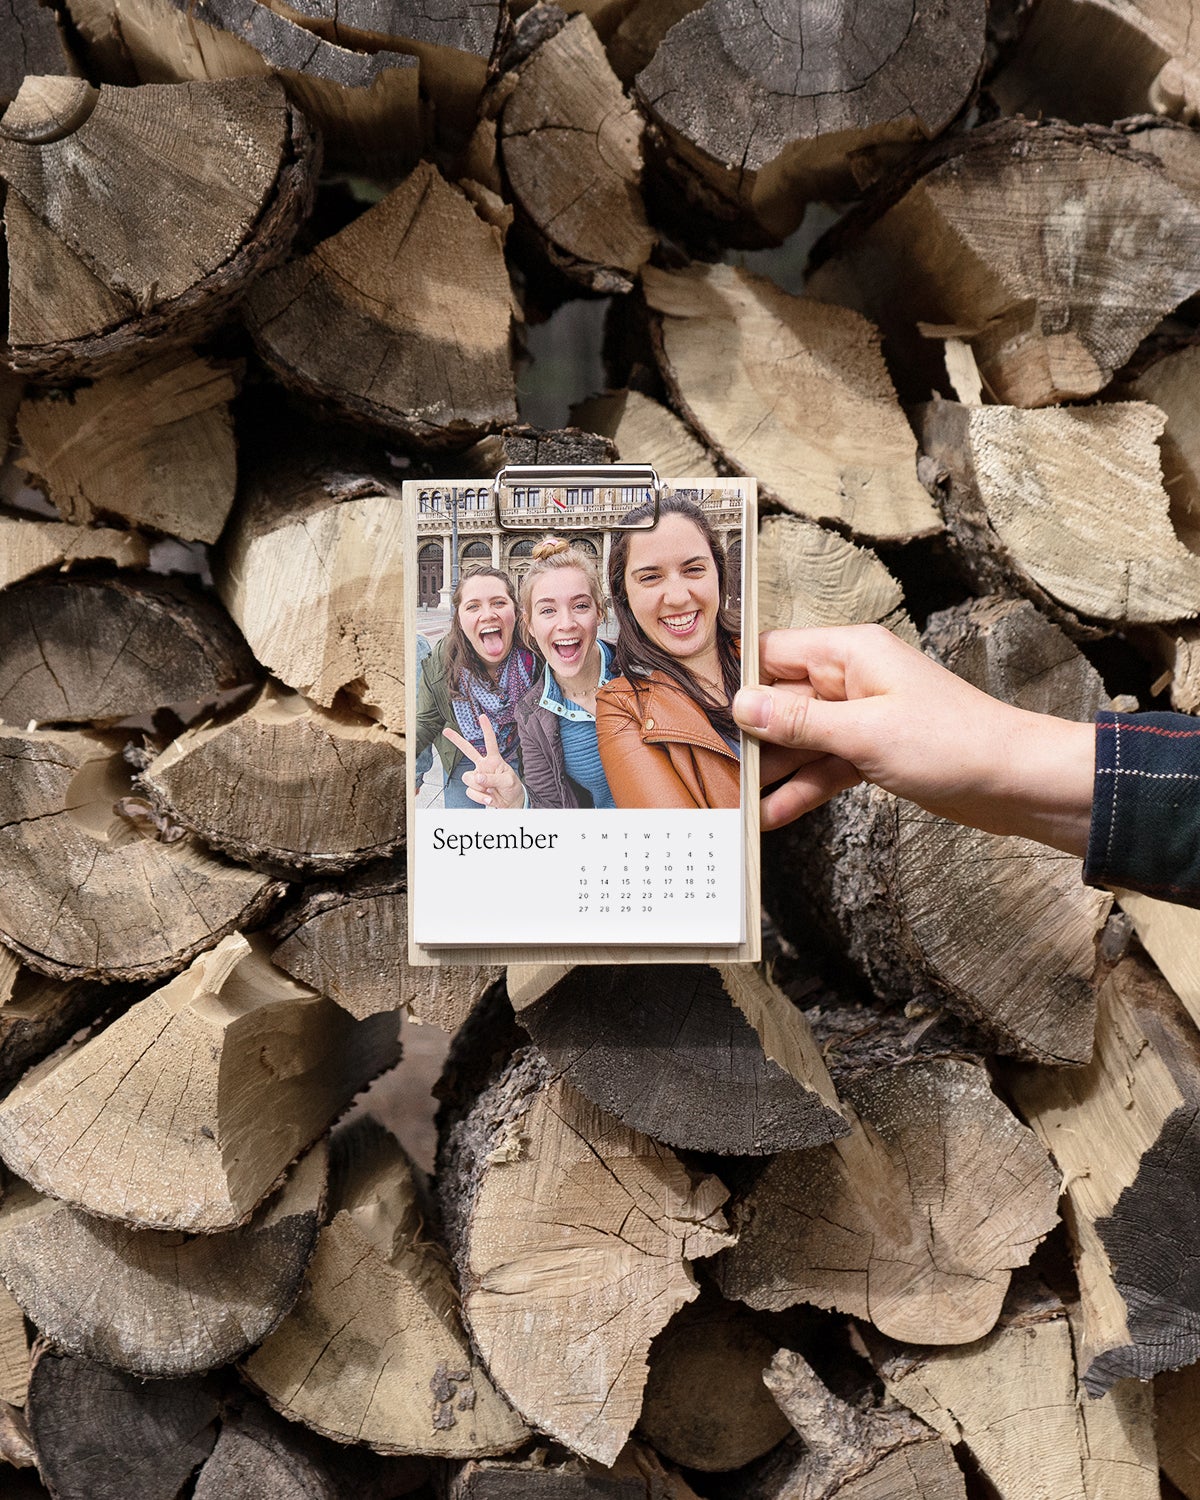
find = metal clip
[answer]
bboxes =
[490,464,662,533]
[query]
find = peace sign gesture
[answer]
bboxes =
[442,714,526,809]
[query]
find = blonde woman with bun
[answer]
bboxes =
[455,536,616,810]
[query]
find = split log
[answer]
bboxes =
[807,120,1200,407]
[244,161,517,447]
[0,3,76,107]
[1157,1363,1200,1500]
[0,1282,29,1407]
[0,933,401,1231]
[767,595,1111,1063]
[872,1279,1159,1500]
[138,682,406,874]
[270,866,502,1028]
[497,11,655,293]
[0,76,317,380]
[511,962,847,1154]
[0,728,282,982]
[1005,953,1200,1392]
[16,352,239,544]
[607,0,699,84]
[634,0,986,241]
[0,572,256,727]
[459,422,618,477]
[716,1024,1060,1345]
[642,263,941,541]
[748,1347,967,1500]
[989,0,1200,126]
[570,390,712,476]
[446,1445,705,1497]
[244,1115,527,1458]
[438,1044,734,1464]
[919,399,1200,629]
[193,1397,429,1500]
[65,0,423,174]
[1115,890,1200,1025]
[25,1345,221,1500]
[637,1289,790,1471]
[0,1142,326,1377]
[217,446,406,734]
[757,513,917,643]
[0,513,149,589]
[0,955,112,1091]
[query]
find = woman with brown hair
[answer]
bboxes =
[453,536,617,809]
[414,566,535,809]
[595,494,741,809]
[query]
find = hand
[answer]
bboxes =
[734,626,1095,855]
[442,715,526,810]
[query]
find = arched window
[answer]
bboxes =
[462,540,490,561]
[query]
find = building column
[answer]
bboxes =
[437,530,454,609]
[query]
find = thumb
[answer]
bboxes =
[733,685,857,759]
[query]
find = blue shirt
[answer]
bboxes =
[539,640,616,810]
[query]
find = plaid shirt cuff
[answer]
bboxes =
[1085,710,1200,908]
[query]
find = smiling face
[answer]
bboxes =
[525,565,601,685]
[456,574,516,669]
[623,512,721,669]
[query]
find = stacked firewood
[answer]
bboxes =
[3,0,1200,1496]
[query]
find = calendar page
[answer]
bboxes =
[405,467,759,965]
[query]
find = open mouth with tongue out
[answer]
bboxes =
[477,624,508,659]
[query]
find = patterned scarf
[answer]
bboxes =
[451,647,535,765]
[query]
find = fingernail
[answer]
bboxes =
[734,688,772,730]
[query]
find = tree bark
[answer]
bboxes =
[244,160,517,447]
[0,956,112,1092]
[758,514,917,642]
[715,1028,1059,1345]
[634,0,986,241]
[498,10,655,293]
[0,1142,326,1377]
[0,933,401,1231]
[244,1115,528,1458]
[139,682,407,874]
[16,352,239,544]
[643,263,941,541]
[0,727,283,982]
[512,962,847,1154]
[807,119,1200,408]
[438,1044,733,1464]
[1,75,317,379]
[0,572,256,727]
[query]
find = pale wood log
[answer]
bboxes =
[66,0,423,173]
[270,866,502,1027]
[990,0,1200,125]
[245,160,517,447]
[0,513,149,589]
[0,728,282,982]
[0,1400,36,1470]
[1066,1304,1159,1500]
[643,263,941,541]
[0,3,76,106]
[570,390,712,476]
[716,1035,1059,1345]
[139,682,406,874]
[0,572,256,727]
[873,1280,1158,1500]
[807,120,1200,408]
[25,1345,220,1500]
[0,1283,29,1408]
[634,0,985,241]
[1131,116,1200,201]
[16,352,238,544]
[749,1348,967,1500]
[0,933,401,1231]
[1116,890,1200,1023]
[0,958,111,1092]
[1005,953,1200,1392]
[919,398,1200,628]
[1133,621,1200,714]
[498,12,654,293]
[0,76,317,379]
[758,513,917,643]
[217,444,406,732]
[0,1143,326,1377]
[1158,1362,1200,1500]
[511,962,847,1154]
[637,1289,790,1471]
[245,1115,527,1458]
[194,1397,430,1499]
[607,0,699,83]
[438,1045,733,1464]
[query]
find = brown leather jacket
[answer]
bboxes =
[595,671,740,809]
